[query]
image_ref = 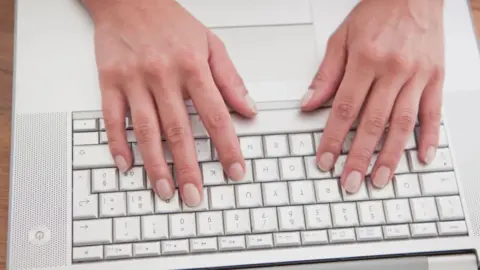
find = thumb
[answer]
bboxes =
[301,24,348,111]
[207,31,257,118]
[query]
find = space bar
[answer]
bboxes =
[191,108,331,137]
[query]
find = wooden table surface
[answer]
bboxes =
[1,0,480,269]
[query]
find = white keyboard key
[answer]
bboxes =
[183,188,209,212]
[395,153,410,174]
[410,197,439,222]
[356,226,383,241]
[202,162,226,185]
[100,192,126,217]
[92,168,118,193]
[154,190,181,213]
[301,230,329,245]
[384,199,412,224]
[304,204,332,229]
[132,143,144,165]
[331,203,359,227]
[394,174,421,198]
[73,246,103,262]
[218,236,246,251]
[329,228,356,243]
[314,180,342,203]
[73,119,98,132]
[437,196,465,220]
[408,148,453,172]
[100,130,136,144]
[127,190,153,215]
[224,209,251,234]
[411,223,438,238]
[197,211,224,236]
[240,136,263,158]
[254,159,280,182]
[73,170,91,195]
[104,244,132,260]
[405,133,417,149]
[73,219,112,246]
[289,133,314,156]
[191,237,218,253]
[235,184,263,208]
[263,182,289,206]
[74,132,99,145]
[133,242,161,257]
[419,172,458,196]
[141,215,168,240]
[304,156,331,179]
[264,135,289,157]
[279,157,306,180]
[251,208,278,233]
[358,201,386,226]
[274,232,301,247]
[114,217,141,243]
[278,206,306,231]
[119,167,145,190]
[73,194,98,219]
[313,132,321,149]
[367,180,395,199]
[161,141,173,163]
[73,145,116,169]
[247,234,273,249]
[162,240,189,255]
[228,160,254,184]
[169,213,196,238]
[384,224,410,239]
[210,186,235,210]
[438,221,468,236]
[366,154,378,175]
[342,181,369,201]
[195,139,212,162]
[99,118,106,130]
[289,181,315,204]
[333,155,347,177]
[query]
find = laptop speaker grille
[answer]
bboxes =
[8,113,69,269]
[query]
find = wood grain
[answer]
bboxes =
[0,1,480,269]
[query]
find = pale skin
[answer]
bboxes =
[83,0,444,206]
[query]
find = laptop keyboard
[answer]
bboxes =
[71,113,468,263]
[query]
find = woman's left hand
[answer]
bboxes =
[301,0,445,192]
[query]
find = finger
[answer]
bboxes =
[371,74,429,188]
[315,55,375,172]
[418,66,444,164]
[301,23,347,111]
[341,73,406,193]
[125,82,175,201]
[185,61,246,182]
[207,32,257,117]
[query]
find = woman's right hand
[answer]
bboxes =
[83,0,257,206]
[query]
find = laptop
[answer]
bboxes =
[6,0,480,269]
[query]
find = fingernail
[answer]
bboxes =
[318,152,334,171]
[373,166,391,188]
[115,155,128,173]
[182,183,201,207]
[425,146,436,164]
[300,89,314,107]
[344,170,362,193]
[244,94,257,114]
[228,162,245,181]
[155,179,173,200]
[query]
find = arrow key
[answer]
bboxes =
[73,219,112,246]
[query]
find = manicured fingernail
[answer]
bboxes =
[373,166,391,188]
[182,183,201,207]
[155,179,173,200]
[318,152,334,171]
[425,146,436,164]
[228,162,245,181]
[115,155,128,173]
[244,94,257,114]
[300,89,314,107]
[344,170,362,193]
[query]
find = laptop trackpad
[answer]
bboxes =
[212,24,319,103]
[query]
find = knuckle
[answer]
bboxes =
[142,51,171,77]
[422,108,442,124]
[135,115,154,145]
[362,111,388,136]
[205,111,230,132]
[176,163,198,180]
[431,64,445,81]
[165,124,188,145]
[388,52,413,72]
[180,49,204,74]
[393,108,416,133]
[358,41,385,63]
[333,96,358,122]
